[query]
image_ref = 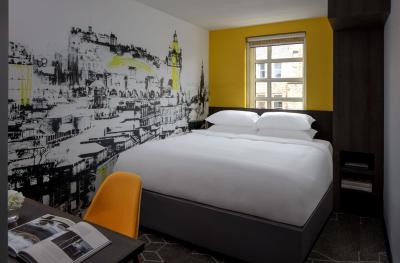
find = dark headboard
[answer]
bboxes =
[208,107,333,142]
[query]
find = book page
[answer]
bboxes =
[21,230,91,263]
[8,214,75,257]
[69,222,111,251]
[19,222,111,263]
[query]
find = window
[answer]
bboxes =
[42,195,50,205]
[70,181,77,194]
[247,33,306,110]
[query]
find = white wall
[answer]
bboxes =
[384,0,400,261]
[9,0,208,91]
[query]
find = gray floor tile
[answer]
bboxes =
[311,213,361,261]
[360,217,387,261]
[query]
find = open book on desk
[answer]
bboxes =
[8,214,111,263]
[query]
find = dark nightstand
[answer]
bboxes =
[188,120,206,131]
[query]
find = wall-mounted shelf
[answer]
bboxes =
[341,179,372,193]
[336,150,379,215]
[341,167,374,176]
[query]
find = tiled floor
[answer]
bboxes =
[307,213,389,263]
[138,213,389,263]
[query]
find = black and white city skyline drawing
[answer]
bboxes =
[8,26,208,215]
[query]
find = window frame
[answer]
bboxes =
[246,32,307,110]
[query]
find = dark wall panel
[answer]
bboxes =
[329,0,390,29]
[0,0,8,259]
[329,0,390,18]
[333,29,384,153]
[330,0,388,215]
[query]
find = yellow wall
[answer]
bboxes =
[209,17,333,111]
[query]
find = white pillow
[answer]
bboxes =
[257,128,318,141]
[256,112,315,131]
[208,125,258,135]
[206,110,259,127]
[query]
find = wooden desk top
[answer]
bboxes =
[8,199,145,263]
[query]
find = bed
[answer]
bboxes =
[115,107,333,263]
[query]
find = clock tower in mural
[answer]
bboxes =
[166,31,182,91]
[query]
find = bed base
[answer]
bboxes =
[140,185,333,263]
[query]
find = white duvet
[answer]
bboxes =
[115,130,333,226]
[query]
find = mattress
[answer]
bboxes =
[115,130,333,226]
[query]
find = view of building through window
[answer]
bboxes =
[247,36,305,110]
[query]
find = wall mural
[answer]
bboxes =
[8,26,208,215]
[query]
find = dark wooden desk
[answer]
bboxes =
[8,199,145,263]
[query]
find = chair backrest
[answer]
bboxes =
[84,171,142,238]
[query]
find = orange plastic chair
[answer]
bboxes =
[84,171,142,239]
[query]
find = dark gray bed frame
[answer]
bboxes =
[140,107,333,263]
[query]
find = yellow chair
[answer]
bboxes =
[84,171,142,239]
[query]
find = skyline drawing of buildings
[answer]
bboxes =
[8,26,208,215]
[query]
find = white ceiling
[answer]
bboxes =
[134,0,328,30]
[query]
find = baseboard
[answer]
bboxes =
[382,217,393,263]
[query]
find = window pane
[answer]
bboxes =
[255,47,268,60]
[256,63,267,79]
[271,82,303,98]
[256,82,268,98]
[271,101,304,110]
[271,44,303,59]
[256,101,268,109]
[272,101,283,109]
[272,62,303,78]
